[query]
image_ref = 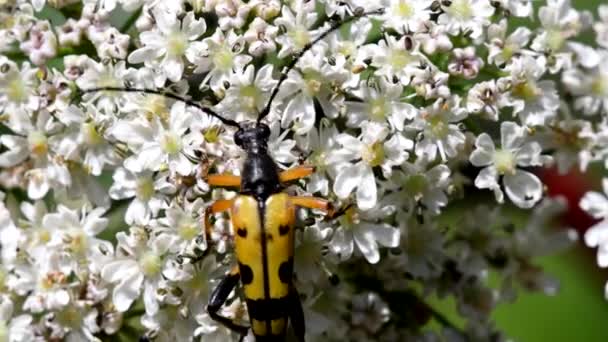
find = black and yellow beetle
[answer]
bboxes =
[83,8,382,342]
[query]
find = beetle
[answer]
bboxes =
[82,8,382,342]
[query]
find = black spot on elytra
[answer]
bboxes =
[266,233,273,242]
[247,297,290,320]
[278,258,293,284]
[278,225,289,236]
[237,227,247,238]
[239,263,254,285]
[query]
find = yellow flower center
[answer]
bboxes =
[213,47,234,71]
[81,122,103,146]
[369,98,388,121]
[512,81,540,101]
[303,71,324,96]
[56,307,81,328]
[160,131,182,155]
[135,177,155,201]
[290,27,311,50]
[178,217,199,240]
[140,252,162,276]
[388,49,413,70]
[143,95,169,121]
[339,206,360,227]
[362,142,385,167]
[167,31,188,57]
[591,76,608,97]
[0,320,8,342]
[203,126,222,143]
[426,115,449,138]
[447,0,473,19]
[239,85,262,112]
[309,151,327,172]
[404,174,428,199]
[7,76,26,103]
[395,0,414,17]
[493,149,516,175]
[546,30,565,52]
[27,130,48,156]
[36,228,51,244]
[65,231,88,255]
[338,41,355,57]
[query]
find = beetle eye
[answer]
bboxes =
[257,124,270,140]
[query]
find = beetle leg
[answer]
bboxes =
[204,199,234,241]
[207,267,249,338]
[279,165,316,183]
[206,174,241,188]
[288,287,306,342]
[289,196,335,217]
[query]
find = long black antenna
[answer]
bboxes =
[257,8,384,124]
[79,87,241,128]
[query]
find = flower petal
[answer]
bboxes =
[504,170,542,209]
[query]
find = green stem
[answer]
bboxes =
[120,7,143,34]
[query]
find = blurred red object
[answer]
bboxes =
[540,167,598,234]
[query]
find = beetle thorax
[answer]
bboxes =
[235,123,282,199]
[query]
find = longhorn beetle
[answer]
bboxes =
[82,7,382,342]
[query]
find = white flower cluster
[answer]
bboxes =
[0,0,605,341]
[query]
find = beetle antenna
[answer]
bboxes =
[257,7,384,124]
[79,86,241,129]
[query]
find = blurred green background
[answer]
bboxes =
[487,2,608,341]
[494,0,608,342]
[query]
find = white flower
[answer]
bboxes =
[216,64,276,122]
[274,0,319,58]
[0,297,36,342]
[536,119,594,174]
[470,121,548,208]
[152,199,206,254]
[386,161,451,216]
[447,47,484,80]
[487,19,532,67]
[94,27,131,60]
[20,20,57,66]
[0,58,39,113]
[532,0,599,72]
[117,102,196,175]
[243,17,279,56]
[77,60,130,114]
[329,203,400,264]
[580,179,608,286]
[505,56,560,126]
[102,228,171,314]
[561,51,608,116]
[186,29,252,91]
[438,0,495,40]
[108,168,175,225]
[330,122,412,210]
[345,77,418,131]
[594,5,608,48]
[55,105,118,176]
[411,96,467,162]
[0,109,70,199]
[280,45,350,133]
[42,205,112,272]
[367,35,423,86]
[129,11,206,82]
[380,0,432,34]
[295,119,341,196]
[295,225,333,284]
[466,79,510,121]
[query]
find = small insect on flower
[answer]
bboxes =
[81,8,384,342]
